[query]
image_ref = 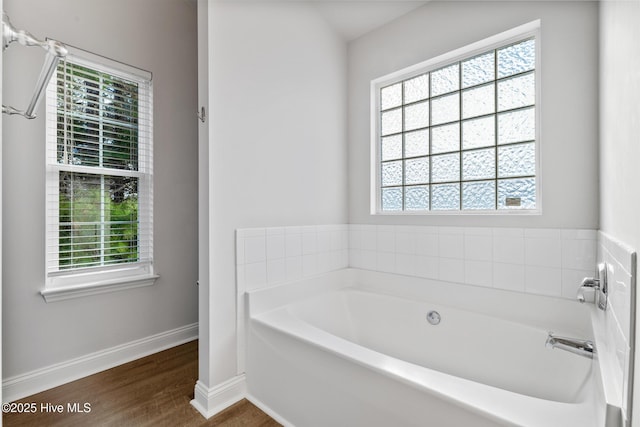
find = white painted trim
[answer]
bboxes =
[246,393,295,427]
[190,375,246,419]
[0,0,4,410]
[40,273,159,302]
[2,323,198,403]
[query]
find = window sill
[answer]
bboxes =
[40,273,159,303]
[372,208,542,216]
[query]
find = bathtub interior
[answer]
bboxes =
[246,268,609,427]
[287,288,593,403]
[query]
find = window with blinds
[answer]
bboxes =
[45,48,153,288]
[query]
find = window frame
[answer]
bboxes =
[43,45,157,302]
[370,20,542,215]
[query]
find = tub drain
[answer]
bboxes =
[426,310,441,325]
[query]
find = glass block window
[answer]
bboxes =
[374,31,538,213]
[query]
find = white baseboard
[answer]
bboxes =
[246,393,294,427]
[190,375,246,419]
[2,322,198,403]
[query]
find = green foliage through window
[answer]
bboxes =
[56,60,141,269]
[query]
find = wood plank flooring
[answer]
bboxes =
[3,341,281,427]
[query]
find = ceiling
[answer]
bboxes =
[208,0,430,42]
[311,1,429,41]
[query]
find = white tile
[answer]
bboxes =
[317,231,332,253]
[340,250,349,268]
[439,234,464,259]
[525,266,562,297]
[244,262,267,291]
[302,231,318,255]
[377,251,396,273]
[396,254,417,276]
[267,258,286,285]
[561,229,597,240]
[493,236,525,264]
[464,234,492,262]
[285,226,303,235]
[416,233,438,257]
[395,232,417,254]
[415,255,439,279]
[237,228,265,238]
[609,273,631,341]
[525,237,561,267]
[439,258,464,283]
[396,225,423,235]
[316,224,332,234]
[300,225,317,233]
[464,227,492,236]
[285,233,302,257]
[349,249,365,269]
[236,236,245,265]
[464,260,492,287]
[329,230,341,252]
[562,238,596,270]
[286,256,303,281]
[245,235,266,264]
[266,234,286,260]
[236,264,246,293]
[318,251,333,273]
[302,254,319,276]
[331,251,343,271]
[361,229,378,251]
[377,230,395,253]
[492,227,524,238]
[607,234,636,276]
[349,228,363,250]
[610,318,629,377]
[524,228,561,239]
[493,263,525,292]
[340,230,349,251]
[439,226,464,235]
[417,226,439,235]
[377,225,395,233]
[265,227,285,236]
[361,250,377,270]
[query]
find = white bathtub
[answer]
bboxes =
[246,269,607,427]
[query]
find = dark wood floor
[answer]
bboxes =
[3,341,280,427]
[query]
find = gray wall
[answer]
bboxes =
[2,0,198,378]
[598,0,640,424]
[348,1,599,229]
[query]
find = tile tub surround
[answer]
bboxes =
[349,225,597,300]
[596,231,637,422]
[236,224,598,300]
[236,225,349,292]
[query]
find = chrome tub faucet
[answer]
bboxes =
[545,332,595,359]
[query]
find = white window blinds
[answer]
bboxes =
[46,49,153,278]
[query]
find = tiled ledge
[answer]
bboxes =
[236,224,598,301]
[349,224,597,300]
[236,225,349,292]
